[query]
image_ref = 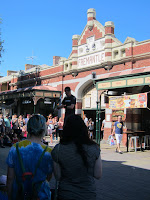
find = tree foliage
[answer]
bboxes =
[0,18,4,64]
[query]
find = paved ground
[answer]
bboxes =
[0,142,150,200]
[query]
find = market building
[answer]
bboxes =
[0,8,150,145]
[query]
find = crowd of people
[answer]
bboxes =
[0,114,31,148]
[46,114,64,144]
[83,114,95,140]
[0,113,64,148]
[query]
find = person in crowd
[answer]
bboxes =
[0,113,4,132]
[58,117,64,139]
[47,114,54,144]
[12,133,19,144]
[11,114,19,136]
[4,115,11,135]
[6,114,53,200]
[54,116,59,140]
[112,115,124,154]
[20,125,27,140]
[0,135,5,148]
[18,115,25,139]
[18,115,25,130]
[57,86,76,124]
[0,114,5,148]
[51,115,102,200]
[83,114,88,127]
[24,114,31,126]
[101,118,106,140]
[88,118,94,140]
[3,133,12,147]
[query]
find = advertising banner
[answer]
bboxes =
[109,93,147,109]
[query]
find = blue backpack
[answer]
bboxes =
[16,142,48,200]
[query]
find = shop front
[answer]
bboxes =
[0,85,61,118]
[96,73,150,146]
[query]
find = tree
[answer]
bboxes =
[0,18,4,64]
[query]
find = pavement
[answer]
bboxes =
[0,142,150,200]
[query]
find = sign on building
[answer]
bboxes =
[109,93,147,109]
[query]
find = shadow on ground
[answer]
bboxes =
[96,160,150,200]
[0,147,150,200]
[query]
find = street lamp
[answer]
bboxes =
[72,70,78,78]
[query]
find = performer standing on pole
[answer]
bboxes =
[57,86,76,124]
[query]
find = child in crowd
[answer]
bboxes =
[21,125,27,140]
[12,133,18,144]
[47,114,54,144]
[88,118,94,140]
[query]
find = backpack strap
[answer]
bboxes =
[33,145,48,176]
[16,142,48,178]
[16,142,26,174]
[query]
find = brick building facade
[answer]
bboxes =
[0,8,150,145]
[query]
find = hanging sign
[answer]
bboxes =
[22,100,31,104]
[109,93,147,109]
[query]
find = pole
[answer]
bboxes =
[96,88,99,143]
[99,94,101,147]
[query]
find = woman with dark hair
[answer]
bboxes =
[51,114,102,200]
[6,114,53,200]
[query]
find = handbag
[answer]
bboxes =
[110,135,115,146]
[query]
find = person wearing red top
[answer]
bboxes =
[58,117,64,139]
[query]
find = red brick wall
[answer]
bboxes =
[62,82,79,93]
[126,43,150,57]
[105,52,112,56]
[71,50,78,54]
[81,26,103,45]
[72,40,78,46]
[88,17,96,21]
[40,66,63,77]
[133,43,150,55]
[105,39,114,43]
[133,58,150,68]
[105,27,114,34]
[72,61,77,65]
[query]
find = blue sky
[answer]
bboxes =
[0,0,150,76]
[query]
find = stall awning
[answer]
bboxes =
[96,74,150,90]
[0,85,61,101]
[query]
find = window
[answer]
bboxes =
[121,49,126,57]
[113,50,119,59]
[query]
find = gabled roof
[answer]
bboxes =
[78,20,105,45]
[124,37,137,44]
[0,85,60,96]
